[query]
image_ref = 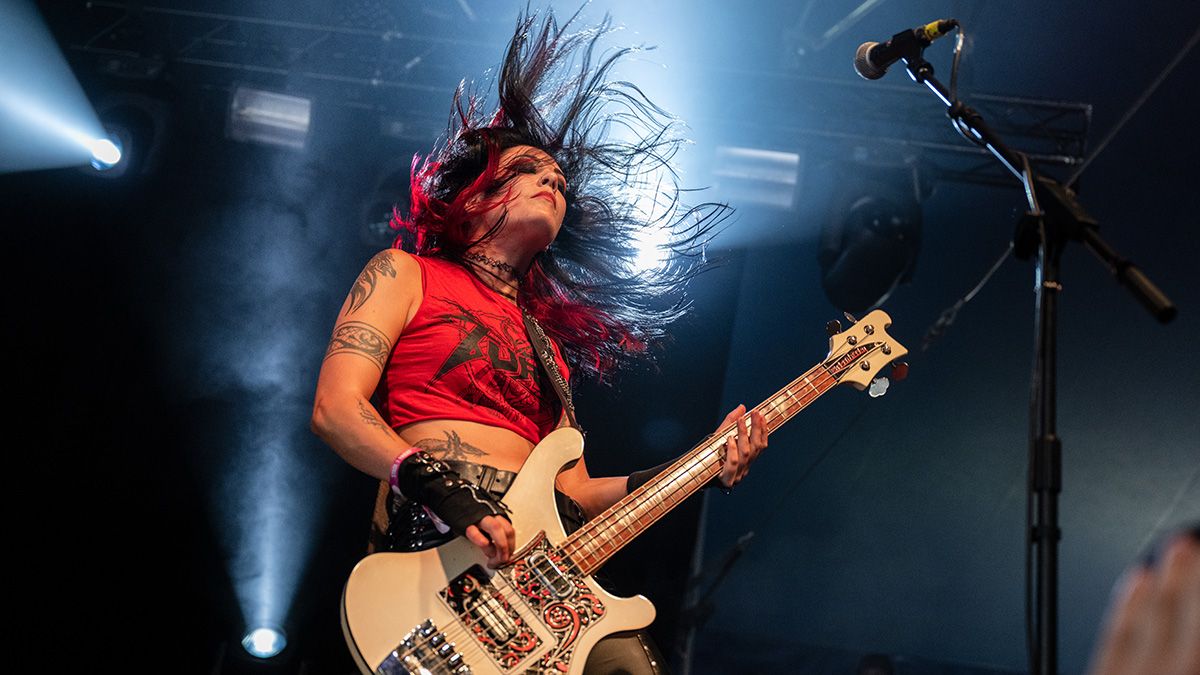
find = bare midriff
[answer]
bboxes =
[393,418,538,474]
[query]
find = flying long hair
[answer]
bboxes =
[394,7,731,384]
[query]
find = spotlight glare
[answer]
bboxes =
[241,626,287,659]
[633,227,671,274]
[88,138,122,169]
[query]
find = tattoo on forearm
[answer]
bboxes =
[324,321,391,370]
[414,430,488,461]
[356,400,394,436]
[346,251,397,314]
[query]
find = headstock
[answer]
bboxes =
[823,310,909,393]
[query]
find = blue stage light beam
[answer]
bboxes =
[0,0,111,173]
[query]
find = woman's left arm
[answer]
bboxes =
[555,404,768,519]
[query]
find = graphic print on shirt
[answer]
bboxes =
[427,296,556,431]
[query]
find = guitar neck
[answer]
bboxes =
[561,363,837,575]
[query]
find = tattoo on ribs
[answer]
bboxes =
[324,321,391,370]
[346,251,397,314]
[414,430,488,461]
[356,400,393,435]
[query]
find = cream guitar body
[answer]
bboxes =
[342,428,654,675]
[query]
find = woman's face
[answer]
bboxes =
[472,144,567,249]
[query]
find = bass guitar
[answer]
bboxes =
[342,309,908,674]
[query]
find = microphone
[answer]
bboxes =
[854,19,958,80]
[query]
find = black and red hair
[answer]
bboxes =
[394,7,730,384]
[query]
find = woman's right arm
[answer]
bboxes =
[310,250,516,565]
[310,249,421,481]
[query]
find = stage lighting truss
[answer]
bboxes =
[56,2,1089,192]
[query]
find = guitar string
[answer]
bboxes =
[564,363,830,562]
[387,547,596,669]
[392,386,827,670]
[393,362,846,665]
[564,367,838,571]
[564,368,836,572]
[388,371,837,669]
[386,354,859,667]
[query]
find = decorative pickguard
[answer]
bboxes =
[503,537,605,673]
[441,565,543,671]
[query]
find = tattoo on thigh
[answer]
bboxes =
[324,321,391,370]
[414,430,488,461]
[346,251,397,314]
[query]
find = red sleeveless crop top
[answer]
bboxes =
[379,255,569,444]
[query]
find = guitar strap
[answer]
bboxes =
[522,309,580,432]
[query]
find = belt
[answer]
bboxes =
[443,460,518,496]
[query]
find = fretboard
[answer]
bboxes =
[561,363,838,575]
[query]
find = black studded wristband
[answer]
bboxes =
[395,450,510,536]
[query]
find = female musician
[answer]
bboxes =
[311,9,767,673]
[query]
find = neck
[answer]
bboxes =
[462,249,523,302]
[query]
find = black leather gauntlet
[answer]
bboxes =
[395,451,510,536]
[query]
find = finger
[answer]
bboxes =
[481,516,513,563]
[1176,535,1200,675]
[1152,534,1200,673]
[465,525,489,550]
[736,413,751,481]
[723,435,739,487]
[479,518,506,563]
[466,524,499,562]
[1090,567,1154,675]
[751,410,768,452]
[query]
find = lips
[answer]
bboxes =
[533,191,557,205]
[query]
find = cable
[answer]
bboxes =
[921,243,1013,352]
[1065,22,1200,186]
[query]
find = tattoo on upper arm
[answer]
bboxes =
[414,430,488,461]
[346,251,398,314]
[324,321,392,370]
[356,400,394,436]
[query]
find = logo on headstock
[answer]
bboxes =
[826,344,874,376]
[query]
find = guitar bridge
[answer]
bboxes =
[376,619,470,675]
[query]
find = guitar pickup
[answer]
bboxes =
[527,551,576,599]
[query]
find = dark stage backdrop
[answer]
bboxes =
[6,1,1200,674]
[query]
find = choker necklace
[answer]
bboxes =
[464,252,519,281]
[463,252,520,300]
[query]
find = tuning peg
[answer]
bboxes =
[891,362,909,382]
[825,320,842,336]
[843,311,858,324]
[868,377,890,398]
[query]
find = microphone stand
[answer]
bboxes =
[890,40,1177,675]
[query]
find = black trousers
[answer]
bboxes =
[374,461,668,675]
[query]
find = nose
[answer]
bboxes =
[539,171,559,193]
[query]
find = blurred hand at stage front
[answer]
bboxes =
[1087,527,1200,675]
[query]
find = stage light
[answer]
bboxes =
[78,121,139,179]
[818,163,924,312]
[241,626,287,659]
[227,86,312,150]
[88,137,122,170]
[711,146,802,209]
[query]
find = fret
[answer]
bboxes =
[800,375,816,396]
[785,387,803,406]
[769,399,786,419]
